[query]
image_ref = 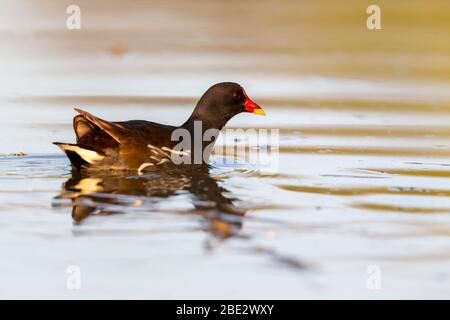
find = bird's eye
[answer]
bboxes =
[232,91,243,102]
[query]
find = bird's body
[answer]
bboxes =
[55,110,179,171]
[54,82,265,172]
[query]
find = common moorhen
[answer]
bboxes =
[54,82,265,172]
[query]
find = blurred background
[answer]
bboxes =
[0,0,450,299]
[1,0,450,151]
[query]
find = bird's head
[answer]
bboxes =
[188,82,265,130]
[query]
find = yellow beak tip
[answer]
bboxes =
[253,109,266,116]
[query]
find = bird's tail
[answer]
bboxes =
[53,142,105,169]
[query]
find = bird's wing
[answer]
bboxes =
[74,108,128,144]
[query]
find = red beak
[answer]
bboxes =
[242,88,266,116]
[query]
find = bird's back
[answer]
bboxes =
[55,109,178,171]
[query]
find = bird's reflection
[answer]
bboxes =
[55,165,247,241]
[54,166,309,270]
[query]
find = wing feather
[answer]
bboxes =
[74,108,127,144]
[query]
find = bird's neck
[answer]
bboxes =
[178,112,227,162]
[181,116,226,134]
[181,102,232,133]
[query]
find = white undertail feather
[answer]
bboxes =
[60,144,105,164]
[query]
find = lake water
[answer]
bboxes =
[0,0,449,299]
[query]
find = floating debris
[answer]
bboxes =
[110,43,126,55]
[13,152,26,156]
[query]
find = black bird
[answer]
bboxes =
[54,82,265,172]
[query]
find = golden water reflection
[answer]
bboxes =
[55,166,246,239]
